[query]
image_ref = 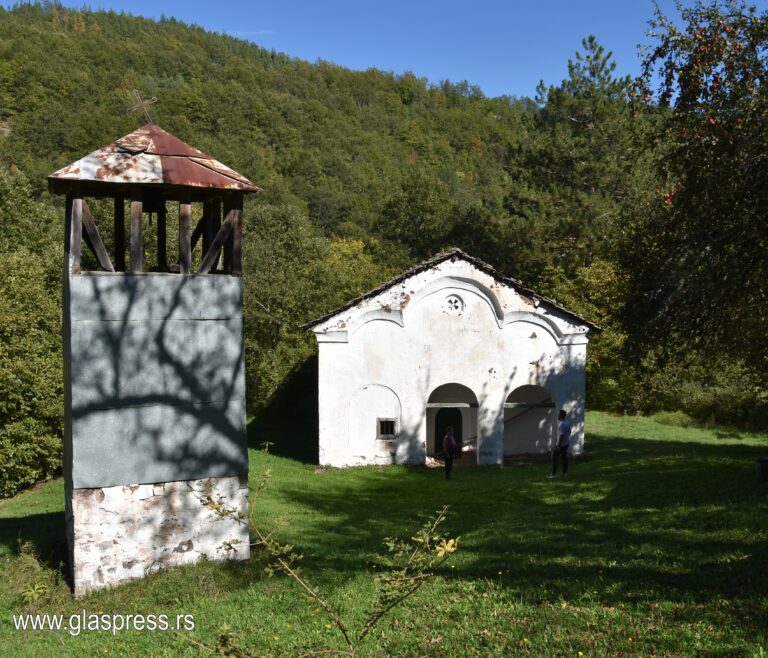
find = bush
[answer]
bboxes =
[650,410,696,428]
[0,420,61,498]
[639,353,767,431]
[0,251,63,497]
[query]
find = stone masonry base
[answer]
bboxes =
[67,475,249,597]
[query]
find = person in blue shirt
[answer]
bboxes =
[549,409,571,478]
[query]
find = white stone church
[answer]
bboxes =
[304,249,599,467]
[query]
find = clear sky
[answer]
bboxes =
[5,0,768,98]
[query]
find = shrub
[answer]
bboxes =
[640,354,767,430]
[0,250,63,496]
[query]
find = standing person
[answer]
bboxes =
[549,410,571,478]
[443,426,457,480]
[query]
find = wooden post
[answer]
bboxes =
[130,191,143,273]
[231,194,243,277]
[222,197,233,274]
[157,201,167,272]
[114,196,125,271]
[211,199,222,271]
[179,196,192,274]
[65,192,83,275]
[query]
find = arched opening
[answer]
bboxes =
[504,385,555,455]
[435,408,462,454]
[349,384,402,464]
[426,383,478,459]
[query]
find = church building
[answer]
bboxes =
[304,249,600,467]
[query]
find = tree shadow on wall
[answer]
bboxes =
[248,355,319,464]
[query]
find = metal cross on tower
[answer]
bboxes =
[128,89,158,124]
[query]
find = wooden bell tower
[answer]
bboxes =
[49,124,261,595]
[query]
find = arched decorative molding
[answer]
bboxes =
[315,278,592,345]
[349,382,403,408]
[407,276,505,327]
[502,311,563,341]
[348,309,404,337]
[348,383,403,448]
[502,311,591,346]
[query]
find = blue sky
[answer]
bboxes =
[6,0,768,98]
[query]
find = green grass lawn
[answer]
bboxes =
[1,411,767,657]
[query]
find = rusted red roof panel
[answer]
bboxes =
[161,156,256,192]
[49,123,260,193]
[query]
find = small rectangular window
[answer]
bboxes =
[377,418,395,439]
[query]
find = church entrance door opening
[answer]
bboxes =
[426,383,478,460]
[434,408,462,457]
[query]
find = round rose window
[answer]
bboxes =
[443,294,464,315]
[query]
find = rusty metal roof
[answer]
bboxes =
[301,248,602,333]
[48,124,261,193]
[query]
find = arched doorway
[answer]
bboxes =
[435,407,462,455]
[504,385,554,455]
[427,383,478,459]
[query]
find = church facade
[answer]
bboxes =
[305,249,599,467]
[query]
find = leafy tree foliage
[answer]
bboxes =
[242,202,393,408]
[2,2,766,495]
[632,1,768,371]
[503,36,651,280]
[0,165,62,497]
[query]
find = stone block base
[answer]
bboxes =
[67,475,249,596]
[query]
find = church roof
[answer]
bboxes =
[48,123,260,193]
[302,248,602,332]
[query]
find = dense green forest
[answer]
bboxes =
[1,1,766,496]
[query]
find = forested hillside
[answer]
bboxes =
[1,2,765,496]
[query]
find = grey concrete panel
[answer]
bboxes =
[70,317,245,410]
[64,272,248,488]
[69,274,242,323]
[71,397,247,489]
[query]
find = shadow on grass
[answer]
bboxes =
[0,511,67,571]
[2,425,766,614]
[268,432,768,605]
[248,355,319,464]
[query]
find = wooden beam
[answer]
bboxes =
[198,208,236,274]
[82,201,115,272]
[425,402,478,408]
[114,196,125,271]
[65,193,82,275]
[179,197,192,274]
[230,194,243,276]
[191,216,206,252]
[130,192,143,273]
[503,402,555,409]
[157,201,167,271]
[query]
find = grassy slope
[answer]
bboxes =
[0,412,766,657]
